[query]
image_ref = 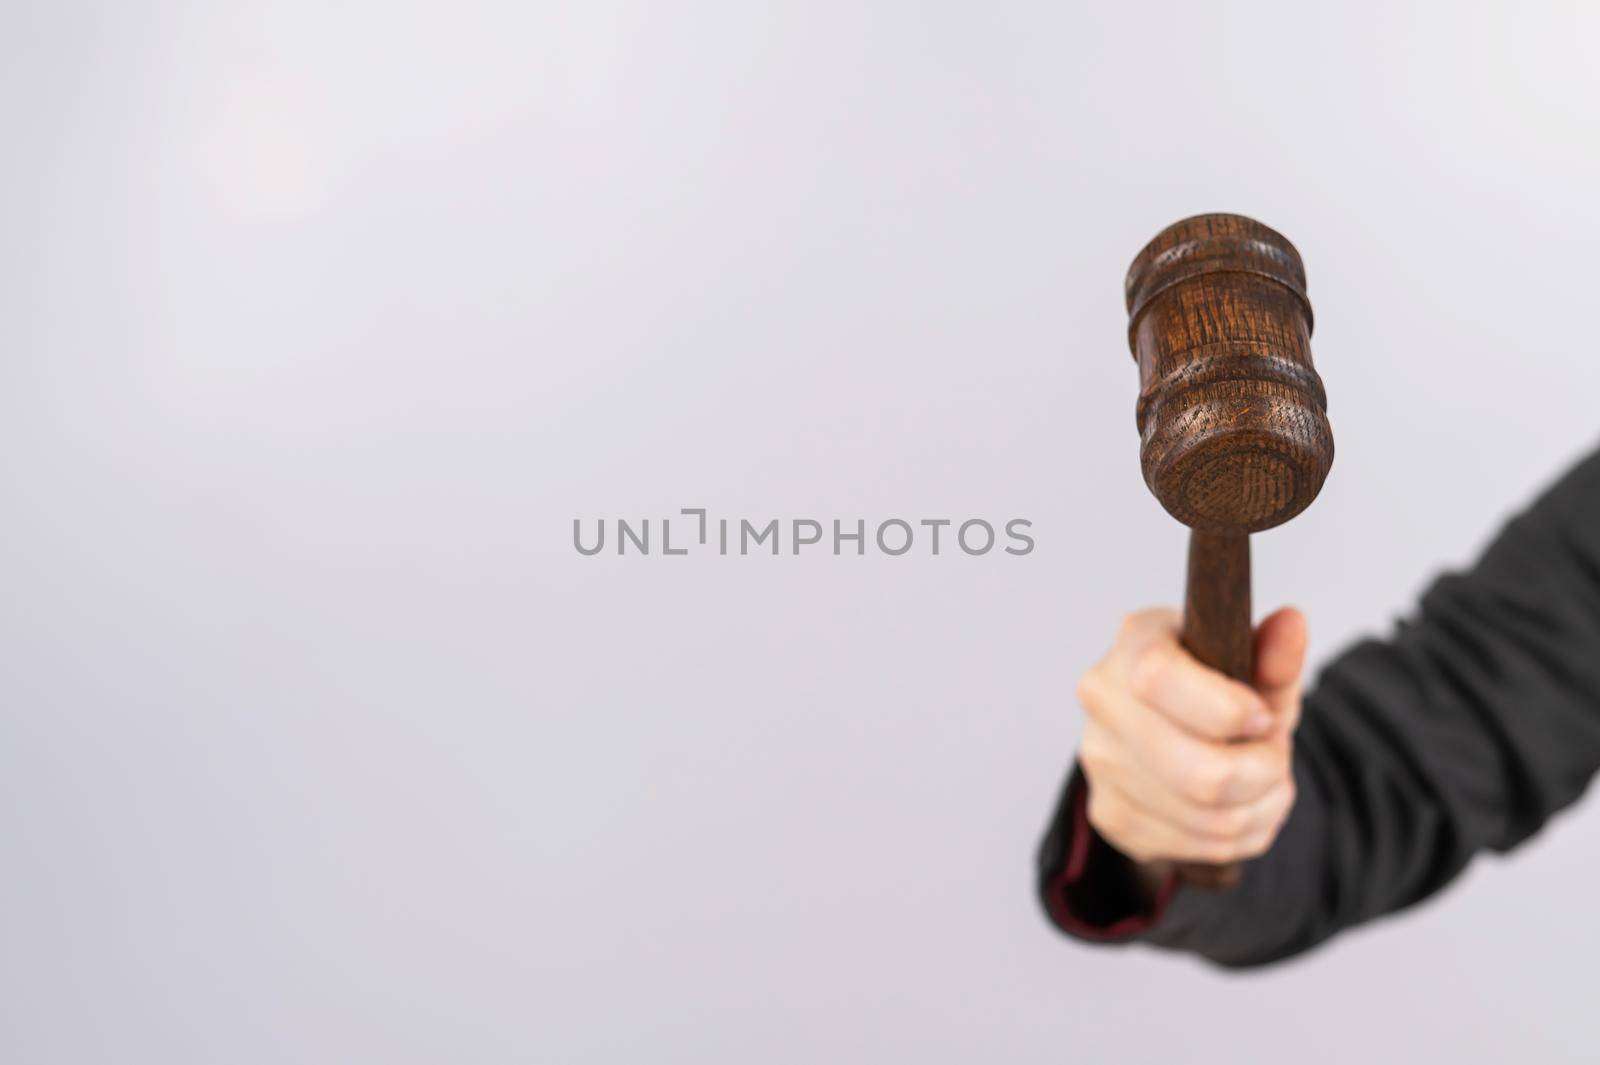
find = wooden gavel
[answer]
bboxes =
[1124,214,1333,890]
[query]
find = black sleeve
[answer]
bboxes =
[1038,445,1600,968]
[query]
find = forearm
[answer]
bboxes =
[1041,445,1600,966]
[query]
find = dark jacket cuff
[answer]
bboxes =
[1037,764,1177,941]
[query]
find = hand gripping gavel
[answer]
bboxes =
[1123,213,1333,890]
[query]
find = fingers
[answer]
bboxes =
[1126,637,1273,742]
[1084,696,1288,807]
[1101,766,1295,844]
[1073,606,1309,867]
[1085,775,1294,865]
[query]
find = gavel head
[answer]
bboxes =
[1125,213,1334,535]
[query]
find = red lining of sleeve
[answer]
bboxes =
[1042,773,1178,941]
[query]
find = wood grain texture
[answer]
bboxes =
[1127,213,1331,535]
[1123,213,1333,892]
[1183,531,1252,684]
[1176,530,1251,891]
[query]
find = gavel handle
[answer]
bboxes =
[1175,530,1253,891]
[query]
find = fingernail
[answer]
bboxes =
[1245,711,1274,736]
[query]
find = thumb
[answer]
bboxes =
[1253,606,1308,731]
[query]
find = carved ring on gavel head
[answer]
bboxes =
[1122,213,1334,892]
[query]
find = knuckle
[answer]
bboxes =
[1117,609,1172,649]
[1075,669,1106,712]
[1116,612,1146,642]
[1128,645,1172,701]
[1181,756,1234,806]
[1223,699,1258,734]
[1078,736,1111,778]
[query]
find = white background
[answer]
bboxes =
[7,2,1600,1061]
